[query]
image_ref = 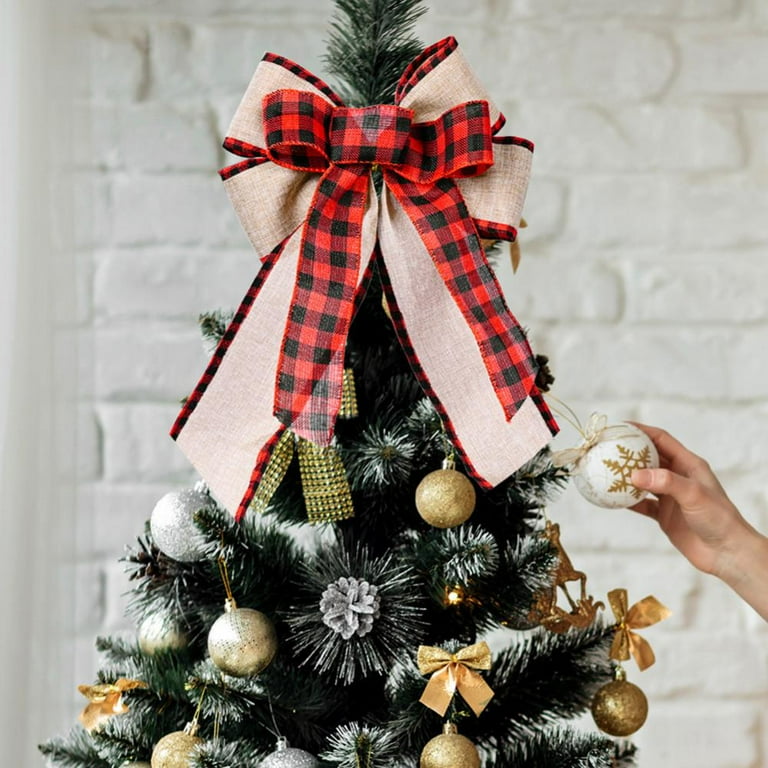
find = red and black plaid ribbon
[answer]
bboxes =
[172,37,557,520]
[220,55,534,446]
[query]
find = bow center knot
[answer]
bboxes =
[329,105,414,167]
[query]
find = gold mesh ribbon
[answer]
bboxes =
[608,588,671,671]
[251,429,296,515]
[297,437,355,523]
[417,641,494,716]
[338,368,359,419]
[251,430,355,523]
[78,678,146,732]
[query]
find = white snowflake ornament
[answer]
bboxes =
[552,415,659,509]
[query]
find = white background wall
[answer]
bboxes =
[70,1,768,766]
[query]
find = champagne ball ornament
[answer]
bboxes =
[150,486,213,562]
[151,723,203,768]
[415,456,476,528]
[259,737,319,768]
[420,723,480,768]
[138,612,188,655]
[591,666,649,737]
[554,416,659,509]
[208,598,278,677]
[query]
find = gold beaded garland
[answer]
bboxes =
[150,726,203,768]
[420,723,480,768]
[415,458,476,529]
[591,668,648,737]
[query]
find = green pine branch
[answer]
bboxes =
[324,0,427,105]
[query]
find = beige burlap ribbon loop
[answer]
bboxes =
[417,641,495,717]
[172,37,557,521]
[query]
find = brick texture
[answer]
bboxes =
[73,2,768,765]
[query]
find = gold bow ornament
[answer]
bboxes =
[77,678,147,732]
[608,588,671,671]
[417,642,494,716]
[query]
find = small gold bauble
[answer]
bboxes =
[207,604,278,677]
[591,678,648,737]
[138,612,188,655]
[150,730,203,768]
[415,466,476,528]
[420,724,480,768]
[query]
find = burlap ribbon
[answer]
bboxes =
[608,588,671,671]
[417,641,494,716]
[171,37,558,520]
[78,678,146,732]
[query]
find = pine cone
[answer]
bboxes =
[320,577,381,640]
[534,354,555,393]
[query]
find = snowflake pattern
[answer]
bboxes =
[603,445,653,499]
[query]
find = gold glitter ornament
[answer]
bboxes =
[207,599,278,677]
[591,667,648,737]
[420,723,480,768]
[138,612,188,655]
[415,457,475,528]
[150,723,203,768]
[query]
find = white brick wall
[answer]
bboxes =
[73,2,768,765]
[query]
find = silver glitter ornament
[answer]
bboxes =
[122,763,152,767]
[150,488,212,562]
[260,737,319,768]
[207,600,278,677]
[138,611,188,655]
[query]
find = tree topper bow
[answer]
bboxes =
[171,37,558,520]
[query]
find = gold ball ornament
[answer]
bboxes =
[415,460,476,529]
[420,723,480,768]
[138,612,188,655]
[207,601,278,677]
[591,671,648,737]
[150,726,203,768]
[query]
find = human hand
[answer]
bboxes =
[629,423,743,576]
[629,423,768,620]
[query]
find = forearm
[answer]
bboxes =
[715,524,768,622]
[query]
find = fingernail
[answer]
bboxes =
[632,469,651,486]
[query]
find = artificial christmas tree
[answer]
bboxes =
[40,1,661,766]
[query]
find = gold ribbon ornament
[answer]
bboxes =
[78,678,147,732]
[417,641,494,716]
[608,588,671,671]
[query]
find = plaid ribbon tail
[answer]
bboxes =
[385,172,538,419]
[273,164,374,445]
[378,187,556,488]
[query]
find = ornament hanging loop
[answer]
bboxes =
[217,556,237,609]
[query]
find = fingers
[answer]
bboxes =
[629,498,659,520]
[629,422,711,480]
[631,467,704,508]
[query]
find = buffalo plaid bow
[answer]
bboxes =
[172,37,558,520]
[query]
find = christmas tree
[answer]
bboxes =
[41,2,645,766]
